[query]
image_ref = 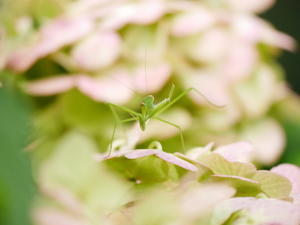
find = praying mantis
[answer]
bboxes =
[107,83,223,156]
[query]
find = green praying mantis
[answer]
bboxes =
[107,83,223,156]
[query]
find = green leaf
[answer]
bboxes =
[199,153,257,178]
[253,170,292,199]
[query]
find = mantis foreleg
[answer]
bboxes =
[108,104,138,156]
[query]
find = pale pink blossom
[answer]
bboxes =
[189,29,229,63]
[230,14,295,51]
[215,141,254,163]
[72,31,121,71]
[40,185,83,215]
[235,65,280,117]
[7,17,93,72]
[33,208,84,225]
[25,73,133,104]
[76,73,133,104]
[130,0,166,25]
[100,0,165,30]
[96,147,198,171]
[184,70,230,107]
[211,197,300,225]
[271,164,300,197]
[225,0,275,13]
[184,142,214,160]
[25,76,76,96]
[222,40,258,82]
[240,119,285,166]
[180,183,236,220]
[131,63,171,94]
[261,28,296,52]
[126,149,198,171]
[24,63,171,104]
[171,7,216,37]
[199,100,241,131]
[230,14,263,43]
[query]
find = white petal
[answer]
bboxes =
[124,149,158,159]
[156,152,198,171]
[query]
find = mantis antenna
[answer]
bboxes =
[144,48,148,93]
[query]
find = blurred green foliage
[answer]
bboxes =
[0,78,35,225]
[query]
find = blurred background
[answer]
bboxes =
[0,0,300,224]
[263,1,300,165]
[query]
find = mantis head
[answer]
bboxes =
[142,95,155,107]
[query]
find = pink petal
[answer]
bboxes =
[185,143,214,160]
[171,8,215,37]
[6,47,41,73]
[225,0,275,13]
[25,76,76,95]
[72,31,121,71]
[132,63,171,94]
[215,141,253,163]
[231,15,263,43]
[186,71,230,107]
[231,15,296,52]
[190,29,229,63]
[180,183,235,219]
[94,151,128,161]
[222,40,258,82]
[40,186,83,215]
[156,151,198,171]
[7,17,93,72]
[76,72,133,104]
[131,1,165,25]
[124,149,158,159]
[100,4,135,30]
[213,197,300,225]
[240,119,285,166]
[262,29,296,52]
[271,164,300,196]
[34,208,83,225]
[100,1,165,30]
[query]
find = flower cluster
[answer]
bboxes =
[5,0,296,165]
[2,0,300,224]
[34,131,300,225]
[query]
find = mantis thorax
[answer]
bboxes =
[142,95,155,108]
[141,95,155,114]
[140,95,155,130]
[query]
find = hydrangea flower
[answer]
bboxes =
[2,0,300,224]
[34,131,299,225]
[4,0,296,166]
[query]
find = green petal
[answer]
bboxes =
[199,153,256,178]
[253,170,292,199]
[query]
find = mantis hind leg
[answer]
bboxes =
[152,87,224,119]
[154,117,186,152]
